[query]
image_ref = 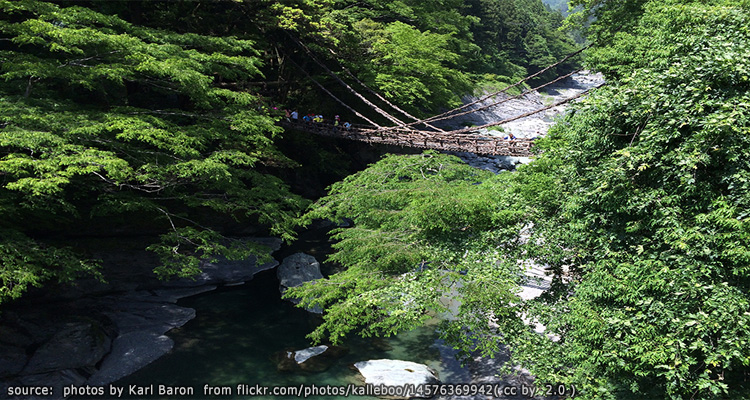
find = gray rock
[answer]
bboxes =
[354,359,440,398]
[0,344,28,378]
[151,286,218,303]
[87,331,174,386]
[164,237,282,287]
[22,321,112,375]
[277,253,324,289]
[102,300,195,335]
[277,253,324,313]
[294,345,328,364]
[114,286,217,304]
[165,257,278,288]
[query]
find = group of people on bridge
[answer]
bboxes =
[279,107,528,143]
[284,109,352,131]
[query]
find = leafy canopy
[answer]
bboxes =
[0,0,307,303]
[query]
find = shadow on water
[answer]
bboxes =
[113,224,471,399]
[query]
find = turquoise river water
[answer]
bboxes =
[114,228,472,399]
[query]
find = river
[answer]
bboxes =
[113,226,469,400]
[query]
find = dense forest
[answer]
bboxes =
[0,0,577,301]
[2,0,750,399]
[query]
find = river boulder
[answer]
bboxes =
[87,331,174,385]
[277,253,323,313]
[22,320,113,375]
[273,345,348,372]
[165,237,282,287]
[354,359,440,398]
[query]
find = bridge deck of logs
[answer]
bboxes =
[280,121,534,156]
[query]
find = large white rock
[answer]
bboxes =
[354,359,440,387]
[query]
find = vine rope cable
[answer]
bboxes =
[288,34,412,129]
[375,67,584,133]
[284,56,381,127]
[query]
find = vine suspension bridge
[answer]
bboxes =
[281,38,603,157]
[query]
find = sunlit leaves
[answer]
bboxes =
[290,151,529,344]
[0,0,306,303]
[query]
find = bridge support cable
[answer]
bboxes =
[324,48,446,133]
[389,43,592,130]
[376,67,583,133]
[414,68,584,126]
[288,34,416,131]
[447,83,607,135]
[285,56,382,128]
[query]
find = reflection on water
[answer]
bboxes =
[116,226,470,399]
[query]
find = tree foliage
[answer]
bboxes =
[466,0,578,78]
[288,151,529,344]
[0,0,308,303]
[513,1,750,398]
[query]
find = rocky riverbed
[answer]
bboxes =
[0,237,281,399]
[444,71,605,173]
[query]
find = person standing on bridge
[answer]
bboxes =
[291,110,298,122]
[333,115,340,132]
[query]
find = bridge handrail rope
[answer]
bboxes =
[290,34,444,132]
[323,48,447,133]
[407,43,593,126]
[376,67,584,134]
[282,67,604,140]
[345,80,603,138]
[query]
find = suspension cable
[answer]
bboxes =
[288,34,412,130]
[285,56,381,127]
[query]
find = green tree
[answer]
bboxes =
[288,151,529,344]
[349,19,470,111]
[0,0,307,303]
[466,0,578,79]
